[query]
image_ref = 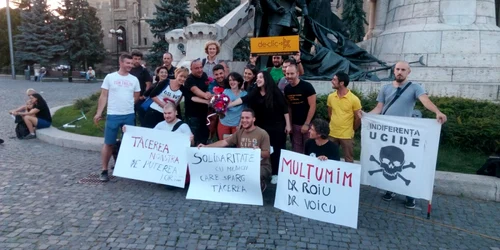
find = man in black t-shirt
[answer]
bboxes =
[130,50,153,126]
[305,119,340,161]
[184,59,213,145]
[284,64,316,154]
[162,52,177,80]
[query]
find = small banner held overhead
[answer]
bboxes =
[360,113,442,200]
[250,35,300,56]
[186,147,264,206]
[113,126,190,188]
[274,150,361,229]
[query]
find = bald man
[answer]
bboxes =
[368,61,447,209]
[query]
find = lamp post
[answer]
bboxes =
[109,28,123,70]
[6,0,16,79]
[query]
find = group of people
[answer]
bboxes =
[9,88,52,140]
[95,41,448,209]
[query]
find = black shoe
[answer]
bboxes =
[0,139,4,144]
[404,198,416,209]
[23,134,36,140]
[100,171,109,182]
[382,191,395,201]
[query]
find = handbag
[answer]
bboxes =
[141,80,170,111]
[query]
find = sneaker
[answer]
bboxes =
[261,181,267,193]
[0,138,4,144]
[404,198,416,209]
[270,175,278,184]
[382,191,396,201]
[100,171,109,182]
[23,134,36,140]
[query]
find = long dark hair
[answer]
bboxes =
[227,72,244,89]
[259,71,279,110]
[31,93,48,109]
[243,64,257,91]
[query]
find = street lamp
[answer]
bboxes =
[109,28,124,70]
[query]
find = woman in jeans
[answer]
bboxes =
[143,67,189,128]
[229,71,291,184]
[217,72,247,139]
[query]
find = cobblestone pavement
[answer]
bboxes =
[0,77,499,250]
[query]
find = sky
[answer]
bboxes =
[0,0,60,9]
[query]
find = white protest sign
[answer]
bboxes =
[360,113,441,200]
[113,125,190,188]
[186,147,263,206]
[275,150,361,229]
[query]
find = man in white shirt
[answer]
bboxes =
[94,53,141,182]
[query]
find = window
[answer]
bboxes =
[144,38,148,46]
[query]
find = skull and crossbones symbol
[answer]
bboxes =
[369,145,416,186]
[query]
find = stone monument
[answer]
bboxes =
[360,0,500,100]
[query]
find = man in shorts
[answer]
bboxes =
[94,53,141,182]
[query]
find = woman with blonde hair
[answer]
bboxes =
[9,88,37,114]
[143,67,189,127]
[202,40,223,78]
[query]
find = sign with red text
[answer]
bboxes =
[360,113,441,200]
[186,147,263,206]
[275,150,361,229]
[113,125,190,188]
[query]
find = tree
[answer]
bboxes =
[192,0,240,24]
[56,0,106,71]
[0,7,21,68]
[341,0,367,43]
[14,0,65,67]
[146,0,190,68]
[12,0,31,10]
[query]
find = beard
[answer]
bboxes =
[395,75,406,83]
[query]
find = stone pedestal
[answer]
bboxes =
[165,29,186,66]
[360,0,500,100]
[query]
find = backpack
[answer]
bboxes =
[16,122,30,139]
[476,157,500,178]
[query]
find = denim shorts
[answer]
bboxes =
[104,114,135,145]
[36,118,51,129]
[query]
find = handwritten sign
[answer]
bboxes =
[275,150,361,229]
[113,125,190,188]
[360,113,441,200]
[186,147,263,206]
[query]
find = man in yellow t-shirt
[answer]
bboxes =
[327,72,362,162]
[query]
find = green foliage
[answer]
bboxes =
[56,0,107,70]
[14,0,65,66]
[233,38,250,62]
[0,7,21,68]
[192,0,240,24]
[415,97,500,154]
[341,0,367,43]
[146,0,190,68]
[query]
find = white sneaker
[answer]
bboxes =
[270,175,278,184]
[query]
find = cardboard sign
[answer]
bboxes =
[186,147,263,206]
[113,126,190,188]
[360,113,441,200]
[250,35,300,55]
[275,150,361,229]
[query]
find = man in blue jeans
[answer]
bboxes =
[368,61,447,209]
[94,53,141,182]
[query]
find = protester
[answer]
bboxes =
[217,72,247,140]
[94,53,140,182]
[277,59,294,93]
[243,64,257,92]
[327,72,361,163]
[13,93,52,139]
[229,71,291,185]
[366,61,447,209]
[204,64,227,141]
[142,67,187,128]
[162,52,177,79]
[208,64,227,93]
[249,53,258,66]
[202,41,222,78]
[198,108,272,192]
[130,50,153,126]
[184,59,212,146]
[284,64,316,154]
[305,119,340,161]
[267,55,284,83]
